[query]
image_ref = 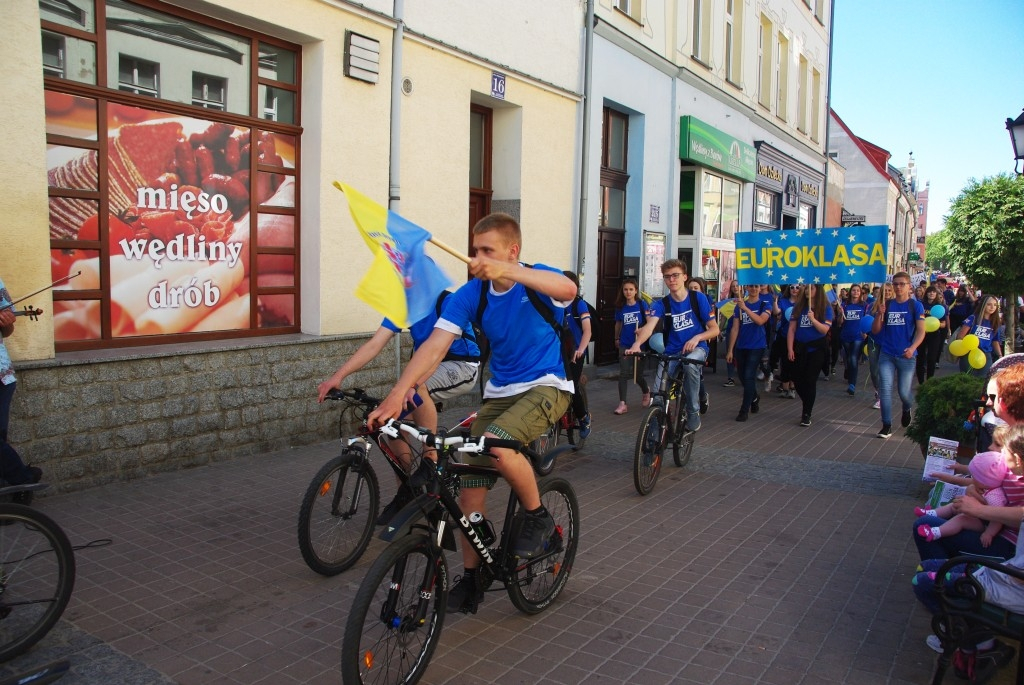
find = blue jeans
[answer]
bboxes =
[665,347,707,429]
[877,352,916,425]
[734,347,764,412]
[841,340,863,388]
[913,514,1016,562]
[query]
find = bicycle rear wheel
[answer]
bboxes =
[506,477,579,614]
[297,446,379,576]
[0,503,76,663]
[633,406,666,496]
[341,534,448,685]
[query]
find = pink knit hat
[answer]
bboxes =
[969,451,1009,489]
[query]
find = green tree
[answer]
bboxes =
[945,173,1024,352]
[925,229,954,272]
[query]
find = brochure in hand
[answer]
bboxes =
[922,436,967,508]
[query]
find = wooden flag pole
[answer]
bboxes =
[429,236,471,265]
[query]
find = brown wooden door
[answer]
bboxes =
[595,228,624,364]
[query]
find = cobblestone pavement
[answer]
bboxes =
[1,361,1007,684]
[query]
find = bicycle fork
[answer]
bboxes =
[331,441,370,519]
[379,552,440,633]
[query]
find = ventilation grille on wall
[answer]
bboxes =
[345,31,379,84]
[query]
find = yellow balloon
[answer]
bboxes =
[924,316,940,333]
[948,339,967,357]
[969,348,987,370]
[963,334,981,351]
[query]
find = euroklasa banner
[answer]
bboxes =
[734,225,889,285]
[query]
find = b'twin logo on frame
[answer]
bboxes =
[137,184,230,220]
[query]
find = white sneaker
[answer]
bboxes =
[764,373,774,393]
[925,634,943,653]
[756,368,765,381]
[872,399,881,409]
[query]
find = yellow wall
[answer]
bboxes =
[2,0,59,361]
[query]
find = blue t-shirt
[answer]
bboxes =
[382,294,480,361]
[792,305,833,344]
[840,302,868,343]
[564,298,590,347]
[436,263,570,393]
[961,315,1004,352]
[777,297,799,334]
[647,291,714,355]
[878,298,925,357]
[732,299,768,350]
[616,301,646,348]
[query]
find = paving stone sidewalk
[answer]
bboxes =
[2,362,1005,684]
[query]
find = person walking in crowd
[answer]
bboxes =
[367,212,576,613]
[949,284,975,334]
[839,284,868,396]
[771,285,802,400]
[628,259,719,433]
[687,277,713,415]
[916,285,949,384]
[721,279,741,387]
[726,283,770,422]
[871,272,925,438]
[562,271,593,438]
[786,283,832,427]
[865,282,893,409]
[613,277,650,415]
[826,287,843,379]
[937,276,956,307]
[0,276,42,501]
[317,289,481,523]
[955,294,1003,377]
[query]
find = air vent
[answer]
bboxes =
[344,31,379,84]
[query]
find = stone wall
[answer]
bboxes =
[9,334,478,493]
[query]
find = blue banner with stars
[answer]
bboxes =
[734,225,889,286]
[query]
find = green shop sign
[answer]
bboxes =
[679,115,756,182]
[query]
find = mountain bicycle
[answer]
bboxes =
[298,389,560,576]
[630,352,705,496]
[340,420,579,685]
[0,485,76,664]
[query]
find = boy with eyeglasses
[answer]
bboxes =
[870,272,926,438]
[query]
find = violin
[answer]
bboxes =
[12,306,43,321]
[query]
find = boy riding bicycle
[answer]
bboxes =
[368,212,575,612]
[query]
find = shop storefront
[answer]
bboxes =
[676,115,755,300]
[42,0,301,351]
[753,142,823,232]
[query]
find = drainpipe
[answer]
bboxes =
[821,0,835,228]
[390,0,405,371]
[576,0,594,277]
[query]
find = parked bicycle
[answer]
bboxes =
[340,420,579,685]
[0,484,76,664]
[298,388,560,576]
[630,352,704,496]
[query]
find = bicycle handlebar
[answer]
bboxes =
[325,387,380,405]
[382,419,524,454]
[627,351,705,364]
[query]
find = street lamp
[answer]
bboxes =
[1007,109,1024,175]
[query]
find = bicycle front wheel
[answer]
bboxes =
[633,406,666,496]
[297,446,379,576]
[0,503,76,663]
[341,534,448,685]
[506,477,580,614]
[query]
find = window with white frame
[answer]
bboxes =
[692,0,712,65]
[701,172,741,239]
[811,67,822,142]
[192,72,226,110]
[756,189,777,226]
[725,0,743,85]
[757,15,772,109]
[118,55,159,97]
[776,32,789,120]
[797,55,808,133]
[613,0,642,23]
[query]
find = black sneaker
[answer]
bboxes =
[699,393,710,415]
[878,424,893,439]
[975,640,1016,684]
[376,485,415,526]
[447,569,485,614]
[735,411,748,422]
[750,394,760,414]
[901,409,912,428]
[799,414,811,427]
[510,508,555,558]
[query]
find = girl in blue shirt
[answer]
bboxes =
[956,294,1003,376]
[726,284,770,421]
[613,278,649,414]
[839,284,868,396]
[786,284,833,427]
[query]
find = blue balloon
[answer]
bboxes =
[860,315,874,333]
[649,332,665,353]
[930,304,946,319]
[784,307,793,321]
